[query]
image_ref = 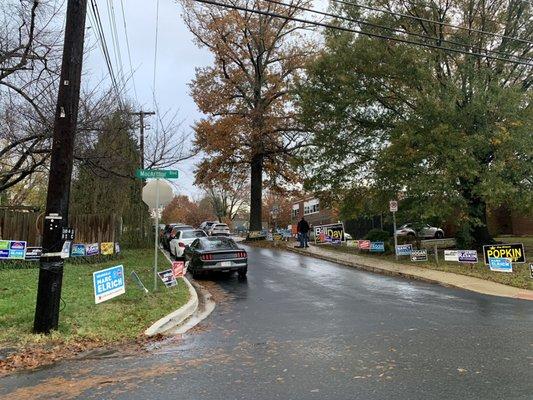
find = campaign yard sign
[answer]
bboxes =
[158,269,177,288]
[458,250,478,263]
[411,249,428,262]
[396,244,412,256]
[358,240,371,250]
[346,240,358,247]
[483,243,525,264]
[314,223,345,244]
[0,240,27,260]
[172,261,185,278]
[101,242,114,255]
[115,242,121,254]
[86,243,100,256]
[25,247,42,261]
[444,250,459,262]
[370,242,385,252]
[71,244,86,257]
[488,257,513,273]
[93,265,125,304]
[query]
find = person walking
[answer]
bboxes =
[297,217,310,248]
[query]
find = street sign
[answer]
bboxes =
[135,169,179,179]
[142,179,174,210]
[93,265,125,304]
[389,200,398,212]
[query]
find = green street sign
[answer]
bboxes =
[135,169,179,179]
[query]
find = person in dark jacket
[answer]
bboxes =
[297,217,310,248]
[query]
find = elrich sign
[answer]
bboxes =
[0,240,27,260]
[488,257,513,273]
[483,243,525,264]
[314,223,345,244]
[93,265,125,304]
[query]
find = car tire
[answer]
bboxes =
[237,268,247,280]
[435,231,444,239]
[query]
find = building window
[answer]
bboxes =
[292,204,299,218]
[303,199,319,215]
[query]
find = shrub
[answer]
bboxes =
[364,229,390,242]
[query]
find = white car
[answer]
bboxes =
[169,229,208,259]
[395,223,444,239]
[208,223,231,236]
[199,221,217,231]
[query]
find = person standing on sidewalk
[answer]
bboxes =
[297,217,310,248]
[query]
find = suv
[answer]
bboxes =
[199,221,217,231]
[208,223,231,236]
[161,223,193,250]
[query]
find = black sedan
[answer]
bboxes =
[184,237,247,279]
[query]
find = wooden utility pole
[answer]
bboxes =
[130,111,155,243]
[33,0,88,334]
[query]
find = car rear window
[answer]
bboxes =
[199,237,238,250]
[214,224,229,228]
[181,230,207,239]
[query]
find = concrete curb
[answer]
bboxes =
[144,252,199,336]
[284,245,533,301]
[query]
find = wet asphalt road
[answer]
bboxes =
[1,245,533,399]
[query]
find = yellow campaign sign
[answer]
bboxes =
[483,243,525,264]
[100,242,115,256]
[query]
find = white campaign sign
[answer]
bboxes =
[444,250,459,262]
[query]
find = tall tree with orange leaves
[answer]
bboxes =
[181,0,313,230]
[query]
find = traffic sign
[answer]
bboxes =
[136,169,179,179]
[389,200,398,212]
[142,180,174,210]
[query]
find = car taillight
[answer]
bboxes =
[178,242,185,248]
[237,251,247,258]
[201,254,213,261]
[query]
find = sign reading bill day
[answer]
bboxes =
[93,265,125,304]
[314,223,345,244]
[135,169,179,179]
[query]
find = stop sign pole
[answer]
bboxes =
[390,200,398,260]
[138,169,177,291]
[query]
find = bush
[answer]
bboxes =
[364,229,390,242]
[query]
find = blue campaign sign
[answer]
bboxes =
[370,242,385,252]
[396,244,412,256]
[488,257,513,273]
[93,265,126,304]
[71,244,86,257]
[0,240,26,259]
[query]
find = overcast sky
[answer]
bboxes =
[84,0,212,198]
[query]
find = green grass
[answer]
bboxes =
[0,249,189,347]
[325,236,533,290]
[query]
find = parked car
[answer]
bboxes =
[199,221,217,231]
[184,237,247,279]
[169,229,207,260]
[395,223,444,239]
[208,223,231,236]
[161,223,193,250]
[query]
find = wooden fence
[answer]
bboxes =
[0,210,121,246]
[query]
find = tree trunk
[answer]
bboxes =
[469,195,493,246]
[249,153,263,231]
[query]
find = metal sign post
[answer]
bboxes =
[154,178,160,291]
[390,200,398,260]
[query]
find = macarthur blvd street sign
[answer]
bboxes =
[135,169,179,179]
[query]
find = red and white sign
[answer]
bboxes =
[172,261,185,278]
[389,200,398,212]
[359,240,371,250]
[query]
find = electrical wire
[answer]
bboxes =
[263,0,532,63]
[153,0,161,99]
[119,0,138,102]
[106,0,126,87]
[190,0,533,66]
[330,0,533,45]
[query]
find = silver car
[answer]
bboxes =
[395,223,444,239]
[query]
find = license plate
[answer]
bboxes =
[220,261,231,267]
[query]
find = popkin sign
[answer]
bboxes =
[483,243,525,264]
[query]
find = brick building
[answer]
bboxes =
[290,197,337,228]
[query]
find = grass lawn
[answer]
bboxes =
[0,249,189,348]
[324,236,533,290]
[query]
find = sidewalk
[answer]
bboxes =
[286,244,533,301]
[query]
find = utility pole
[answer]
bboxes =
[130,111,155,244]
[34,0,88,333]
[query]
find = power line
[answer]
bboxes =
[106,0,125,87]
[190,0,533,67]
[330,0,533,46]
[119,0,138,102]
[263,0,532,63]
[153,0,161,98]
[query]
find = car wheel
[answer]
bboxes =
[237,268,247,280]
[435,231,444,239]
